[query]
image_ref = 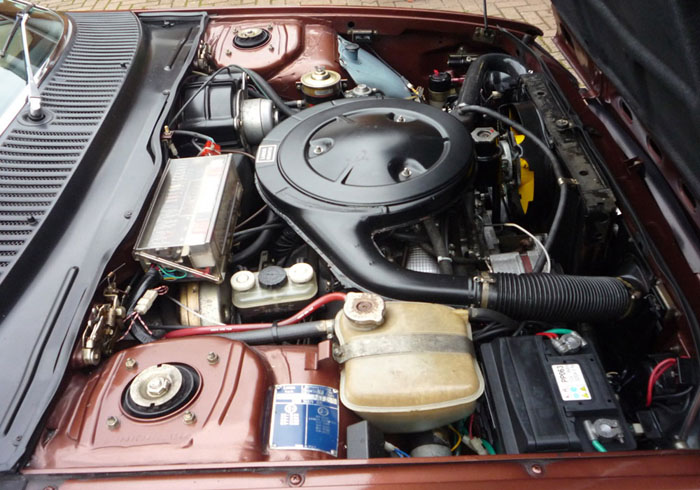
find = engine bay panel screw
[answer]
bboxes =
[106,416,120,430]
[530,463,543,475]
[125,358,137,370]
[207,352,219,365]
[183,410,196,424]
[288,473,304,486]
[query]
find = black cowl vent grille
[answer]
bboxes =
[0,12,140,279]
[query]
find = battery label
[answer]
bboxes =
[269,384,339,456]
[551,363,592,401]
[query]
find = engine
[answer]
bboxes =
[30,18,696,472]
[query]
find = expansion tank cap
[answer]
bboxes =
[343,292,385,329]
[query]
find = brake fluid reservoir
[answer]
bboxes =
[333,293,484,433]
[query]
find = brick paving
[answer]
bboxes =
[40,0,565,64]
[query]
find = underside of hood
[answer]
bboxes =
[552,0,700,213]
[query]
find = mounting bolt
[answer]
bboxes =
[313,146,324,155]
[288,473,304,486]
[400,167,412,178]
[554,118,570,129]
[125,358,137,370]
[207,352,219,365]
[106,416,120,430]
[183,411,196,425]
[225,49,232,56]
[530,463,543,475]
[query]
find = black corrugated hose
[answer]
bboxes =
[475,273,634,322]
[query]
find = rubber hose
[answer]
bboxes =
[218,320,329,344]
[231,209,278,265]
[482,273,632,322]
[468,307,519,330]
[424,218,453,275]
[229,65,294,118]
[455,53,527,129]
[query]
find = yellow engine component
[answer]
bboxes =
[513,133,535,214]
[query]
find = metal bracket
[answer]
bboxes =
[333,334,469,363]
[473,27,497,44]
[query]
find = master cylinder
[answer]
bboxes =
[333,293,484,433]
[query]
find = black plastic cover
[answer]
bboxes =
[480,335,636,453]
[255,98,475,303]
[179,72,243,145]
[346,421,385,459]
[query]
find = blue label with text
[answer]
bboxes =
[269,384,339,456]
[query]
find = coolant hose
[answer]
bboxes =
[455,53,527,129]
[478,273,634,322]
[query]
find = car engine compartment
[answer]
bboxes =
[28,13,699,472]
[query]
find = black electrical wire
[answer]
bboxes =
[168,65,294,129]
[167,65,234,126]
[456,104,569,273]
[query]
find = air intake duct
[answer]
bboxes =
[476,273,635,322]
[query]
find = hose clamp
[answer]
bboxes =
[557,177,579,186]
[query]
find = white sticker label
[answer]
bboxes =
[256,144,277,163]
[551,363,592,401]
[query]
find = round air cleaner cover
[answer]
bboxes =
[256,98,472,207]
[255,98,474,301]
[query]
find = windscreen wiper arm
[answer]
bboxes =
[0,3,34,58]
[19,5,44,121]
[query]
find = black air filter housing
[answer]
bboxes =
[255,98,474,301]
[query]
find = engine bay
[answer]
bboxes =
[28,13,699,471]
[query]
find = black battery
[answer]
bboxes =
[480,335,636,454]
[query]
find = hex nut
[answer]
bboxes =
[106,416,120,430]
[183,411,196,425]
[207,352,220,365]
[125,358,137,370]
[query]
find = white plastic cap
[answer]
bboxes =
[231,270,256,292]
[288,262,315,284]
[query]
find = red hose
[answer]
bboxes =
[164,292,347,339]
[646,358,677,407]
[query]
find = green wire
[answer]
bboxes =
[481,439,496,455]
[544,328,574,335]
[591,440,607,453]
[158,266,187,280]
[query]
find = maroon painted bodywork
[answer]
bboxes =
[31,338,355,470]
[21,6,700,487]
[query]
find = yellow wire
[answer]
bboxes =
[448,424,463,452]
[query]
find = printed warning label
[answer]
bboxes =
[551,363,592,401]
